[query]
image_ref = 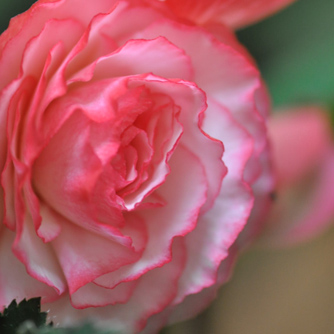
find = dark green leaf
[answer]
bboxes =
[0,298,48,334]
[18,322,116,334]
[0,298,117,334]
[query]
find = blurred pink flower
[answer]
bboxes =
[260,106,334,247]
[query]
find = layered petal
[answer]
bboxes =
[0,228,60,309]
[44,238,186,333]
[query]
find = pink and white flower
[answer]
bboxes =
[0,0,273,332]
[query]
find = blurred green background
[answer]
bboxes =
[237,0,334,109]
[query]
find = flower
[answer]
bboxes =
[156,0,297,29]
[0,0,273,332]
[260,106,334,247]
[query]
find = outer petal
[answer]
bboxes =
[0,228,60,309]
[52,216,143,299]
[12,212,67,296]
[44,238,186,334]
[161,0,296,29]
[170,100,254,305]
[168,244,238,324]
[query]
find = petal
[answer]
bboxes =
[138,19,268,183]
[268,106,333,188]
[89,37,193,83]
[136,17,271,304]
[0,228,60,309]
[161,0,296,29]
[2,76,36,230]
[0,0,123,89]
[12,214,67,295]
[172,175,253,303]
[65,2,176,80]
[204,99,253,178]
[44,238,186,333]
[70,280,137,309]
[33,111,107,228]
[33,109,131,242]
[19,19,83,80]
[174,101,252,300]
[237,145,275,246]
[127,76,225,213]
[37,205,62,242]
[93,145,207,290]
[168,244,238,324]
[51,214,144,295]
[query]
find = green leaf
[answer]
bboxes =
[0,298,118,334]
[18,322,116,334]
[0,298,48,334]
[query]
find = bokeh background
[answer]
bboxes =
[1,0,334,333]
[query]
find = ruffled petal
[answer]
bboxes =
[161,0,296,29]
[90,37,193,83]
[94,145,207,289]
[168,244,238,324]
[12,213,66,295]
[51,214,145,296]
[169,98,254,303]
[44,238,186,333]
[70,280,138,309]
[0,0,121,89]
[127,76,225,213]
[0,228,60,309]
[138,19,268,180]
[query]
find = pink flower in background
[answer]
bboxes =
[0,0,273,332]
[157,0,296,28]
[260,106,334,247]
